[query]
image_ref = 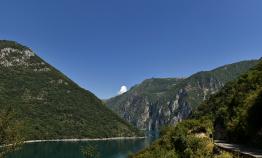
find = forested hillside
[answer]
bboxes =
[107,60,259,131]
[132,59,262,158]
[0,40,139,140]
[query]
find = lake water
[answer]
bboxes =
[8,134,157,158]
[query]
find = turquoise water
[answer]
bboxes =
[8,136,156,158]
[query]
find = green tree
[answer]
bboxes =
[0,107,23,158]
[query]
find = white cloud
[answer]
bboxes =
[118,85,127,95]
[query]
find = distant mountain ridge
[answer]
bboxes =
[0,40,139,140]
[194,58,262,147]
[132,59,262,158]
[106,59,259,131]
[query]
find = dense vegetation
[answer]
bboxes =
[133,59,262,157]
[0,40,140,140]
[132,119,232,158]
[107,59,258,131]
[194,58,262,147]
[0,108,23,158]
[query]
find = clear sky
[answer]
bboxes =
[0,0,261,99]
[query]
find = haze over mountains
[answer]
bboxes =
[0,40,139,140]
[106,60,259,131]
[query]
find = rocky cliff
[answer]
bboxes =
[106,60,259,131]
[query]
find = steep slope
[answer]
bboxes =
[0,40,139,140]
[195,58,262,147]
[107,60,259,131]
[132,119,215,158]
[133,59,262,158]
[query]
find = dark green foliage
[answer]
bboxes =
[166,59,260,109]
[0,108,23,158]
[108,78,184,107]
[132,119,234,158]
[132,119,214,158]
[133,59,262,157]
[194,59,262,147]
[0,40,140,140]
[107,59,258,130]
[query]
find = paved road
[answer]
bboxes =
[215,141,262,158]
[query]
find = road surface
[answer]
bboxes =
[215,141,262,158]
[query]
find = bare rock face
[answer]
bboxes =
[0,48,35,67]
[106,60,259,131]
[0,47,52,73]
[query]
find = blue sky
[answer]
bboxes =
[0,0,261,99]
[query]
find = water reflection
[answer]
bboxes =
[8,133,158,158]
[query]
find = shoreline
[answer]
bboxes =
[24,136,146,144]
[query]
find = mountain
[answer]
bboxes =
[133,59,262,158]
[0,40,139,140]
[106,60,259,131]
[194,58,262,147]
